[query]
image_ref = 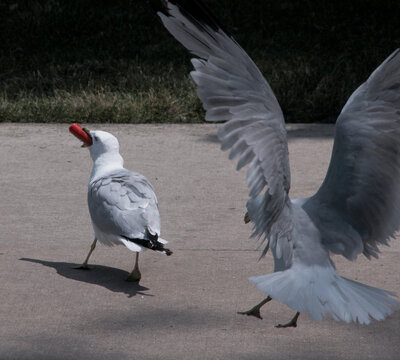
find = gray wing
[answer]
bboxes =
[303,49,400,260]
[88,169,160,239]
[159,1,292,258]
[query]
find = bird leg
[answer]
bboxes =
[275,312,300,328]
[237,296,272,319]
[75,238,97,269]
[126,252,141,282]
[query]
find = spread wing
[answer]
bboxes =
[303,49,400,260]
[159,0,292,258]
[88,169,160,239]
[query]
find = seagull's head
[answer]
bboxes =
[69,124,121,163]
[86,130,121,162]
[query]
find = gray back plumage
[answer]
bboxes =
[88,169,160,239]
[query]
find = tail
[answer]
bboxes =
[121,230,173,256]
[249,264,398,324]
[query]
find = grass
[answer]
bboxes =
[0,61,203,123]
[1,0,400,123]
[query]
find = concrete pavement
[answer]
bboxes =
[0,123,399,359]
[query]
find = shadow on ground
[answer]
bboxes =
[20,257,152,298]
[1,333,133,360]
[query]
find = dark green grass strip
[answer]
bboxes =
[1,0,400,123]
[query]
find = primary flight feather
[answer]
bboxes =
[158,0,400,326]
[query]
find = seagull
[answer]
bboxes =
[69,124,172,282]
[158,0,400,326]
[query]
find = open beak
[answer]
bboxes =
[81,127,92,147]
[69,123,93,147]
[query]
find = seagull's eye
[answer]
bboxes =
[94,136,99,142]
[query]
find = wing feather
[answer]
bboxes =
[304,49,400,260]
[159,0,292,260]
[88,169,161,239]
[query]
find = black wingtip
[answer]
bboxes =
[146,229,159,242]
[164,248,173,256]
[121,231,173,256]
[145,229,173,255]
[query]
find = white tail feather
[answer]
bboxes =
[158,237,168,244]
[249,264,398,324]
[119,238,146,252]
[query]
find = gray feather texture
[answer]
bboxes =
[83,130,169,254]
[159,0,399,323]
[160,2,292,262]
[88,169,160,240]
[303,49,400,260]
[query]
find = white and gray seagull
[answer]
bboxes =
[69,124,172,282]
[158,0,400,326]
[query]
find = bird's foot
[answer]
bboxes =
[275,321,297,328]
[275,312,300,328]
[238,296,271,319]
[126,269,141,282]
[74,264,92,270]
[237,306,263,319]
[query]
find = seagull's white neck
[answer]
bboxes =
[89,152,124,183]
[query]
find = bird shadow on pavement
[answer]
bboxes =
[20,257,152,298]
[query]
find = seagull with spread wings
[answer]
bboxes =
[158,0,400,327]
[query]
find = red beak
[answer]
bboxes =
[69,123,93,146]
